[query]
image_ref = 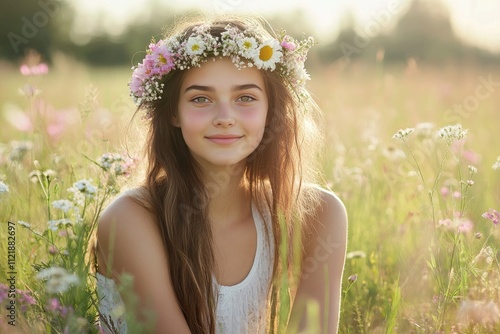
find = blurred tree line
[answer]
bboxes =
[1,0,498,67]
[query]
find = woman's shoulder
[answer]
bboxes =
[97,187,160,275]
[302,183,347,236]
[100,186,153,220]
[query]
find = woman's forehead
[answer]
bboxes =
[181,58,265,91]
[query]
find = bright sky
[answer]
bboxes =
[68,0,500,52]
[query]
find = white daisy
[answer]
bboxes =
[238,37,258,58]
[253,39,283,71]
[185,36,206,56]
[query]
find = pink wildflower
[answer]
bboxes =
[452,191,461,199]
[47,297,62,313]
[440,186,449,197]
[20,63,49,76]
[482,209,500,225]
[457,219,473,233]
[281,36,297,51]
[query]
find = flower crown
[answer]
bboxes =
[129,23,315,107]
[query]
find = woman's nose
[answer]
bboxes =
[213,103,235,127]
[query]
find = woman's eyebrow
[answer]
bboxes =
[184,85,215,93]
[184,83,263,93]
[233,84,262,91]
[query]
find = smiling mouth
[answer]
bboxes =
[205,135,243,144]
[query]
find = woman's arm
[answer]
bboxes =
[288,187,348,334]
[96,194,192,334]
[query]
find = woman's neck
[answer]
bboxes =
[203,162,250,229]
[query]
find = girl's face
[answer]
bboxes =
[176,58,268,170]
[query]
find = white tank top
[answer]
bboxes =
[96,202,275,333]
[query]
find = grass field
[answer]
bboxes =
[1,54,499,333]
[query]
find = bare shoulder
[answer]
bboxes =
[96,189,160,277]
[96,189,191,332]
[303,183,348,238]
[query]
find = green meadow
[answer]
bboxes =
[1,55,500,333]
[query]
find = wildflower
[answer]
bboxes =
[346,250,367,259]
[482,208,500,225]
[473,246,494,267]
[185,36,206,56]
[68,179,97,205]
[457,219,473,233]
[18,84,42,98]
[493,156,500,170]
[43,169,57,178]
[238,37,258,58]
[467,165,478,174]
[440,187,449,197]
[20,63,49,76]
[47,297,62,313]
[253,39,283,70]
[18,221,31,228]
[392,128,414,140]
[280,35,297,51]
[439,216,473,233]
[456,299,500,326]
[414,122,434,138]
[437,124,468,145]
[452,191,461,199]
[36,267,79,294]
[48,245,58,255]
[474,232,482,239]
[97,152,137,176]
[348,274,358,283]
[47,219,73,231]
[8,140,32,162]
[382,145,406,161]
[52,199,74,213]
[0,181,9,194]
[466,180,474,186]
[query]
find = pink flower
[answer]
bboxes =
[452,191,461,199]
[482,209,500,225]
[440,187,449,197]
[20,63,49,76]
[281,39,297,51]
[458,219,473,233]
[47,298,62,313]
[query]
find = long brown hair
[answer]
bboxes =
[134,15,322,333]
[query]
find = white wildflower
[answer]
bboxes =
[456,299,500,326]
[17,220,31,228]
[52,199,74,213]
[415,122,434,138]
[47,219,73,231]
[8,141,32,162]
[185,36,206,56]
[0,181,9,193]
[437,124,468,145]
[392,128,414,140]
[43,169,57,178]
[253,39,283,71]
[493,156,500,170]
[467,165,478,174]
[237,37,258,58]
[68,179,97,199]
[36,267,79,294]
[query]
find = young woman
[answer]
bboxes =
[95,15,347,334]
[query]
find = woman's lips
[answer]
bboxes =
[205,135,243,144]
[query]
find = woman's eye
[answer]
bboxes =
[237,95,255,102]
[191,97,210,103]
